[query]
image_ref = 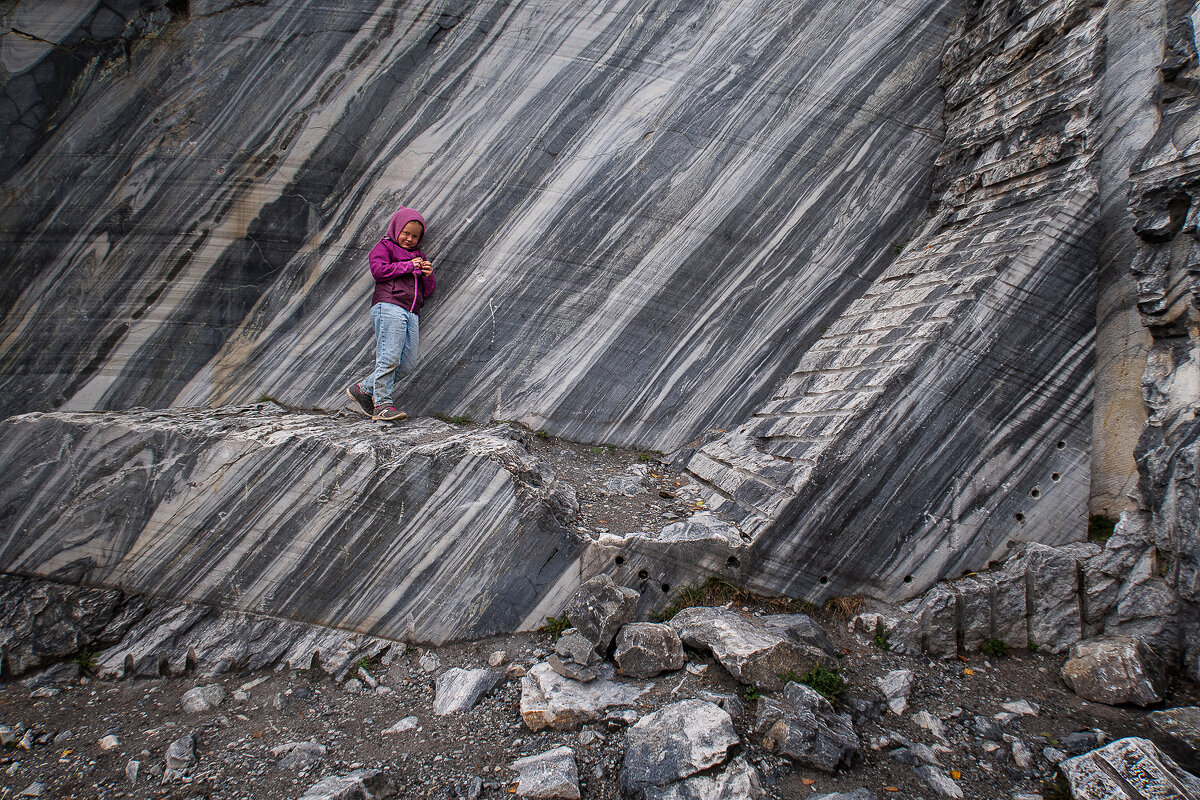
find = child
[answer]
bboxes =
[345,207,436,421]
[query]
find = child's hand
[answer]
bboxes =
[418,259,434,277]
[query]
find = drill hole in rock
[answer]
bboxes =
[1014,512,1026,523]
[614,556,625,565]
[1030,488,1041,498]
[1051,472,1061,482]
[637,569,648,580]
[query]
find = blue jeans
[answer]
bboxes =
[361,302,419,407]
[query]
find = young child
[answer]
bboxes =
[345,207,436,421]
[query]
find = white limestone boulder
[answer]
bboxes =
[645,756,765,800]
[433,667,502,715]
[619,700,738,799]
[509,746,580,800]
[876,670,914,715]
[180,684,225,714]
[668,606,826,689]
[1061,636,1166,706]
[519,662,650,731]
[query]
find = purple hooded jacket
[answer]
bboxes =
[369,207,436,314]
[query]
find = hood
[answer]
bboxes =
[385,207,426,245]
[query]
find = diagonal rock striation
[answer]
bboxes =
[0,406,582,644]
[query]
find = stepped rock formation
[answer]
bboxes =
[0,0,1197,654]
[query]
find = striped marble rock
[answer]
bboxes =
[0,407,582,644]
[0,0,1154,634]
[680,0,1102,601]
[0,0,954,451]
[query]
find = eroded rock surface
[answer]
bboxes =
[0,408,580,644]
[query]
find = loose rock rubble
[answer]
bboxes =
[2,574,1199,800]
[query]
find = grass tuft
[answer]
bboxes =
[872,624,890,651]
[982,638,1009,658]
[73,650,99,675]
[793,664,847,705]
[824,595,863,620]
[1040,774,1071,800]
[540,614,571,640]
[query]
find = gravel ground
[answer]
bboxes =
[2,605,1195,800]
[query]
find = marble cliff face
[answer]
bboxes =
[0,0,1193,644]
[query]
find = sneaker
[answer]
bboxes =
[372,405,406,421]
[345,383,373,415]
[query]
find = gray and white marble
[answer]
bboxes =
[0,0,1196,651]
[0,0,952,453]
[0,406,582,644]
[681,0,1102,601]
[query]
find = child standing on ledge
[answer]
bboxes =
[346,207,435,421]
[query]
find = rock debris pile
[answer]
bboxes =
[3,575,1200,800]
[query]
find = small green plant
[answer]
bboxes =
[797,664,846,705]
[450,414,472,425]
[541,614,571,640]
[353,655,377,673]
[872,625,891,651]
[589,446,605,455]
[744,685,762,701]
[255,393,282,405]
[535,429,552,440]
[73,650,99,675]
[981,638,1010,658]
[1028,641,1039,654]
[637,452,656,462]
[1088,514,1118,544]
